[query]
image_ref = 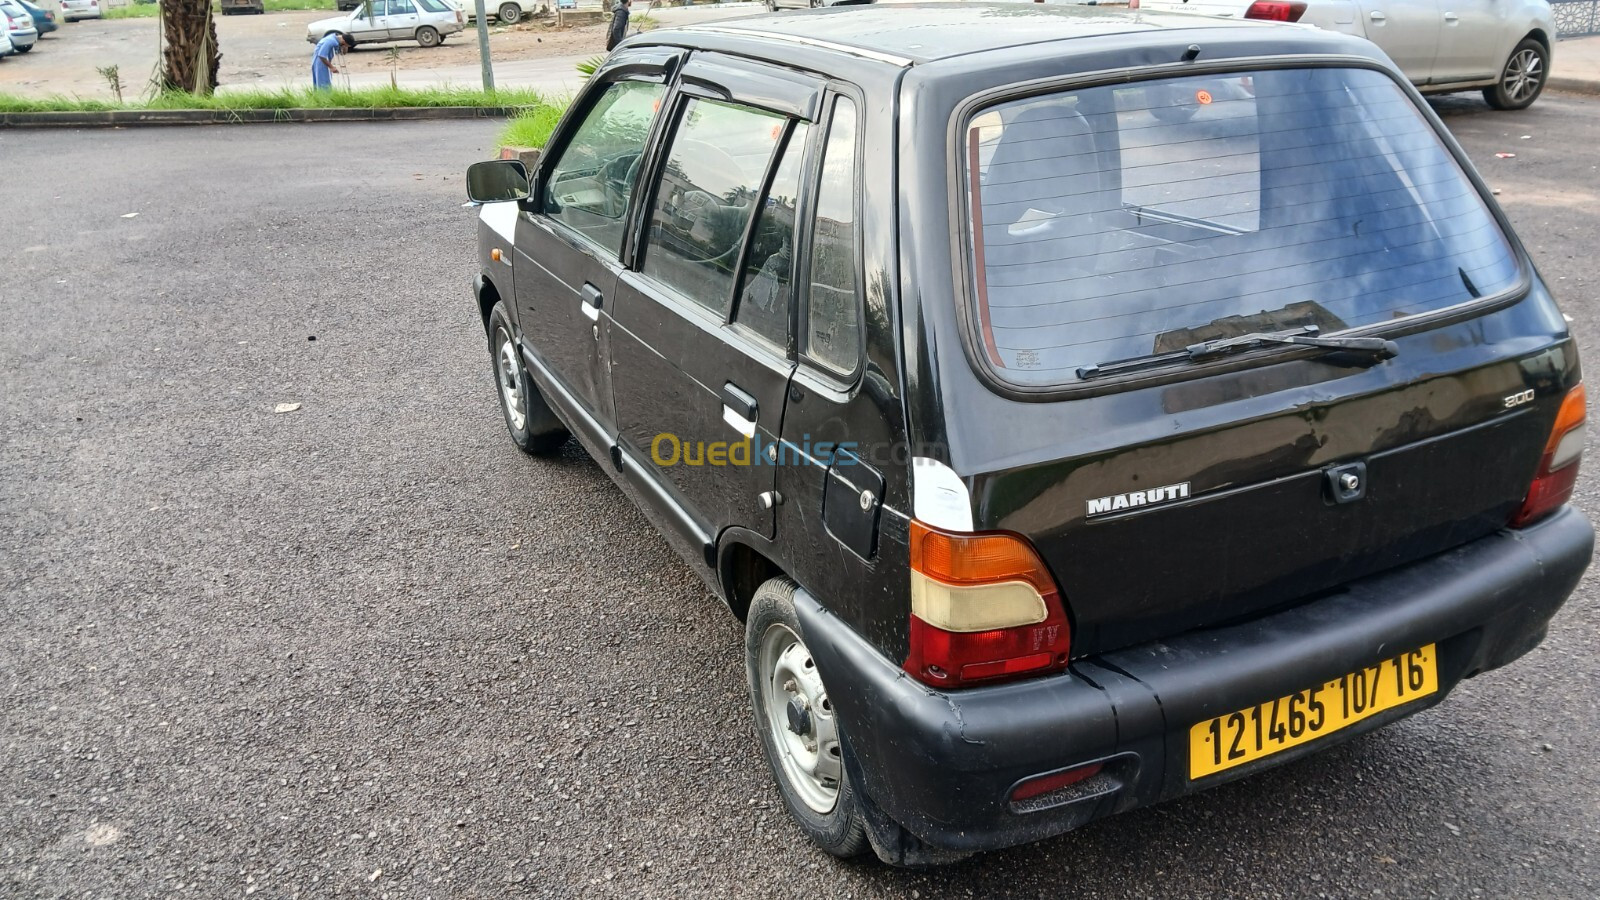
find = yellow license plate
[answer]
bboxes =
[1188,643,1439,779]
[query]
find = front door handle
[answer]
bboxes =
[1443,11,1458,22]
[580,282,603,321]
[1369,10,1385,21]
[721,382,758,438]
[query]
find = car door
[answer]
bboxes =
[513,49,679,456]
[352,0,388,41]
[1432,0,1503,84]
[1357,0,1443,83]
[608,56,823,544]
[384,0,418,40]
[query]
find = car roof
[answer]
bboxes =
[672,3,1300,67]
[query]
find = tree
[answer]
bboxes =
[160,0,221,95]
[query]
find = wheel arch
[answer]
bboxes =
[717,535,787,622]
[476,272,505,333]
[1525,28,1550,52]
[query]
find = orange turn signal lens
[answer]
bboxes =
[910,520,1057,597]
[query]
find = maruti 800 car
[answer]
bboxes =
[463,4,1592,864]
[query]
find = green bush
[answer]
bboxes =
[498,101,566,149]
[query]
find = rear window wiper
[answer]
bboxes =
[1078,326,1400,380]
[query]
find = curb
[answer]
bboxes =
[0,105,529,128]
[1548,77,1600,96]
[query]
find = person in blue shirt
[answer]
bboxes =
[311,32,350,90]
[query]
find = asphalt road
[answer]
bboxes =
[3,92,1599,899]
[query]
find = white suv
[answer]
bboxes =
[1133,0,1556,109]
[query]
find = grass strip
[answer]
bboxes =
[0,85,554,113]
[108,0,332,18]
[496,100,565,149]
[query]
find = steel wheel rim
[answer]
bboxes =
[759,624,841,814]
[1503,48,1543,103]
[495,329,528,433]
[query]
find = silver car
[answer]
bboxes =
[1134,0,1556,109]
[0,0,37,53]
[60,0,99,21]
[765,0,872,7]
[306,0,465,49]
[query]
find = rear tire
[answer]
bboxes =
[746,577,869,859]
[487,302,569,456]
[16,44,31,53]
[415,25,441,47]
[498,1,521,23]
[1483,38,1548,111]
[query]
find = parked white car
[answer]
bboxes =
[0,0,37,53]
[307,0,465,49]
[765,0,872,8]
[0,28,12,59]
[1134,0,1555,109]
[60,0,99,20]
[466,0,539,24]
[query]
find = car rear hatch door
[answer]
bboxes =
[951,65,1570,656]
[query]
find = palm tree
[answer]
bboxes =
[160,0,221,94]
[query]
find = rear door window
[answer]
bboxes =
[965,67,1521,387]
[640,98,785,318]
[734,122,811,351]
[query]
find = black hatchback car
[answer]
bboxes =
[465,4,1593,864]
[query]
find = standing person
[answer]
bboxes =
[311,32,350,90]
[605,0,629,52]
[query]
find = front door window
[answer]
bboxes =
[542,80,667,255]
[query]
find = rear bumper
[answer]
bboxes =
[797,506,1593,854]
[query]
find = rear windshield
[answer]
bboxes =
[965,67,1521,387]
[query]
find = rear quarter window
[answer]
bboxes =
[964,67,1522,387]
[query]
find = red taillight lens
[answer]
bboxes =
[1244,0,1307,21]
[1128,0,1140,7]
[1512,384,1586,528]
[905,521,1071,688]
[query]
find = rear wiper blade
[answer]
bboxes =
[1184,325,1401,362]
[1077,325,1399,380]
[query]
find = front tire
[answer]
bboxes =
[415,25,441,48]
[746,577,869,859]
[487,302,569,456]
[498,1,521,23]
[1483,38,1548,111]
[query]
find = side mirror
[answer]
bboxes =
[466,159,531,204]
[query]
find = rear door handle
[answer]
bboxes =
[1443,11,1458,22]
[1369,10,1385,21]
[721,382,758,438]
[580,282,603,321]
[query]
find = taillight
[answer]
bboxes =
[1128,0,1139,7]
[1244,0,1307,21]
[904,521,1071,688]
[1511,384,1586,527]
